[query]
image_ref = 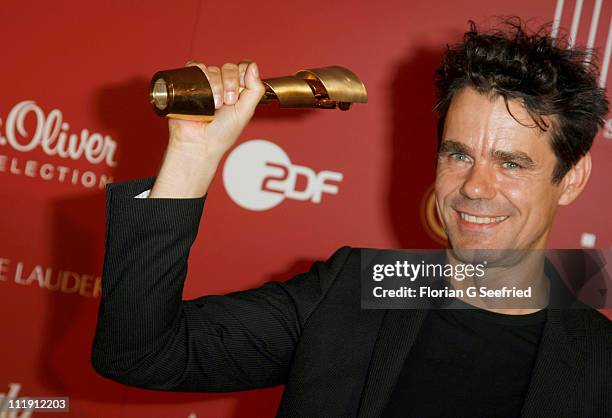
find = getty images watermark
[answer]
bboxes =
[361,249,612,310]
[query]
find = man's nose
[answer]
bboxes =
[460,162,496,200]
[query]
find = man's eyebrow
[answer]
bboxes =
[492,150,536,168]
[439,139,537,168]
[438,140,472,155]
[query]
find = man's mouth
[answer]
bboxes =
[457,211,509,225]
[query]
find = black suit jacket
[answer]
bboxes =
[92,177,612,418]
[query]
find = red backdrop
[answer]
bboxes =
[1,0,610,416]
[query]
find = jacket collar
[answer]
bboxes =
[520,257,588,417]
[357,309,427,418]
[519,308,587,417]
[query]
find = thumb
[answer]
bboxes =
[235,62,265,117]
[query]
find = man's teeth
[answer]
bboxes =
[460,212,508,224]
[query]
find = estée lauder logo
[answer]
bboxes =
[0,100,117,189]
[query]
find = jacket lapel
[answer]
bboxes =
[357,309,428,418]
[520,308,587,417]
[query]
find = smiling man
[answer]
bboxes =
[92,19,611,418]
[435,81,593,253]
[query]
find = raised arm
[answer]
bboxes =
[91,175,351,391]
[90,60,352,391]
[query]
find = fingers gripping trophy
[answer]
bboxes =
[146,61,367,199]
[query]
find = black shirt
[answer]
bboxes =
[382,300,547,418]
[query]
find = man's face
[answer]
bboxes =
[435,86,565,251]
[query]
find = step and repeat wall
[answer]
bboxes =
[1,0,610,416]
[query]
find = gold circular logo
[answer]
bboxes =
[420,184,447,245]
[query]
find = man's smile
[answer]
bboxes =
[454,209,510,230]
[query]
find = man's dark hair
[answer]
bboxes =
[433,17,609,183]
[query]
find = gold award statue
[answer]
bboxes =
[149,65,368,122]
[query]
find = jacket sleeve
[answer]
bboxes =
[91,176,352,392]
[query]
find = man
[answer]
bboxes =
[91,20,611,417]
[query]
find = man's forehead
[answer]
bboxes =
[443,87,552,152]
[447,88,541,130]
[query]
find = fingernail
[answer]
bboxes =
[214,94,221,108]
[251,63,259,78]
[225,91,236,104]
[240,72,245,86]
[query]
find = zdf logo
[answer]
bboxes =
[222,139,343,211]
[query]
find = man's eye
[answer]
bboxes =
[502,161,521,169]
[450,153,470,162]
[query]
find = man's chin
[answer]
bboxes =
[447,235,520,265]
[448,248,515,264]
[446,231,510,249]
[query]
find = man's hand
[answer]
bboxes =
[150,60,265,198]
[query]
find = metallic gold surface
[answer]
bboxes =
[152,79,168,110]
[149,66,215,118]
[295,66,368,104]
[166,113,215,123]
[150,65,367,120]
[260,76,316,107]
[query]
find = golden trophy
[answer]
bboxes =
[149,65,368,122]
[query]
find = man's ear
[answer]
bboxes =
[558,153,592,206]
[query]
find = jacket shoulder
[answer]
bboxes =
[325,245,355,276]
[583,308,612,340]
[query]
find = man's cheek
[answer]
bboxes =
[498,180,531,214]
[435,171,461,196]
[436,163,462,178]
